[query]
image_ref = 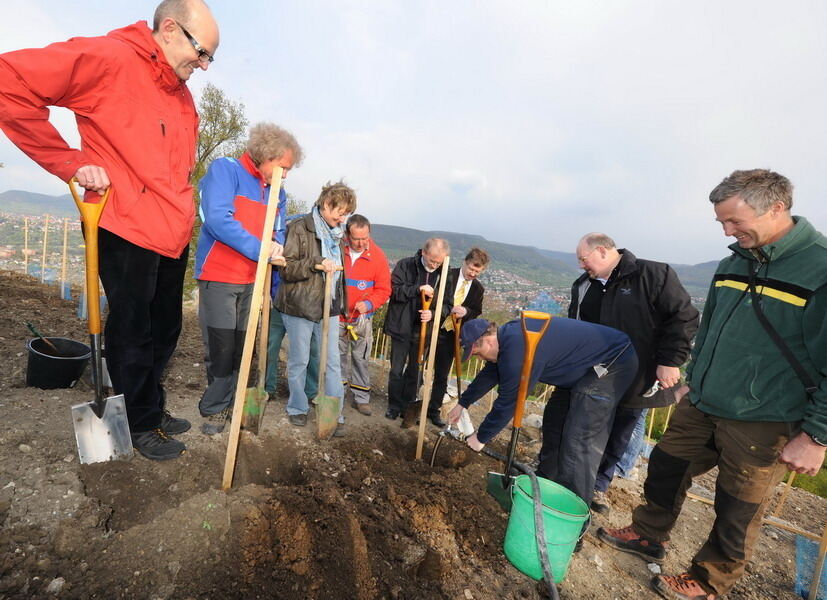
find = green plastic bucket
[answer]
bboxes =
[503,475,589,582]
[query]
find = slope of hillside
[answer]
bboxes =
[370,224,581,287]
[0,188,718,297]
[0,190,75,218]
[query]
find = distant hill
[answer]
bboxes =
[0,190,76,218]
[369,224,581,287]
[0,188,718,296]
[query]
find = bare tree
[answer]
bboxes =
[192,83,248,187]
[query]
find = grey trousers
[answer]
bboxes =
[339,319,373,404]
[197,280,252,416]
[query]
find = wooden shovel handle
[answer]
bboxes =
[513,311,552,428]
[451,314,463,392]
[418,289,433,361]
[68,178,111,335]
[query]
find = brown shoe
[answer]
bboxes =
[596,524,666,563]
[401,403,420,429]
[351,401,372,416]
[652,573,716,600]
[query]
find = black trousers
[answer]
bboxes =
[98,228,188,432]
[387,336,422,413]
[537,348,638,506]
[594,405,646,492]
[428,331,456,416]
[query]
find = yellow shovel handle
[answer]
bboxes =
[68,178,111,336]
[513,310,552,428]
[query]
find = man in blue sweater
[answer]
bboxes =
[448,317,637,507]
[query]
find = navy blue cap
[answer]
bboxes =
[460,319,490,361]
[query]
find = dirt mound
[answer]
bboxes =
[0,270,820,599]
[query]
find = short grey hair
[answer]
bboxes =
[246,122,304,168]
[709,169,793,214]
[580,232,616,251]
[153,0,192,32]
[423,238,450,255]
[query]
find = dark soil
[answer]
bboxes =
[0,270,821,599]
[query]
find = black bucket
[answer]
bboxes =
[26,337,91,389]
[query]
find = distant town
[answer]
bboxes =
[0,210,573,321]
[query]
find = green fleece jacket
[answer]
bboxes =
[687,216,827,441]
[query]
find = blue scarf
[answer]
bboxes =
[312,206,344,298]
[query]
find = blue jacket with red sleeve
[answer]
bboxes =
[194,152,287,285]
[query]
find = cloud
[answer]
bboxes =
[2,1,826,266]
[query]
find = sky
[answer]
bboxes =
[2,1,826,265]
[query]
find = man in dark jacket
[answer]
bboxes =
[598,169,827,600]
[427,247,489,426]
[383,238,450,424]
[276,182,355,434]
[569,233,699,513]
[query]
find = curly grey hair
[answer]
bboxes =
[246,122,304,168]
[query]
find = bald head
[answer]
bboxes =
[576,232,621,280]
[152,0,219,81]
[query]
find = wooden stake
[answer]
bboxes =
[40,214,49,283]
[773,472,796,518]
[23,217,29,274]
[60,218,69,297]
[810,522,827,600]
[222,167,284,490]
[663,403,675,432]
[647,407,656,441]
[415,256,450,460]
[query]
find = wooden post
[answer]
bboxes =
[773,472,797,518]
[40,214,50,283]
[415,256,450,460]
[663,403,675,432]
[23,217,29,274]
[60,218,69,297]
[647,407,657,441]
[810,522,827,600]
[222,167,284,490]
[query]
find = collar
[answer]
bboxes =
[239,152,267,184]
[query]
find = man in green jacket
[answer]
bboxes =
[598,169,827,600]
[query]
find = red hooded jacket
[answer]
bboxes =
[0,21,198,258]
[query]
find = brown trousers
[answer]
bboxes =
[633,399,795,596]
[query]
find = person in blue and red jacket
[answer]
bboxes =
[0,0,219,461]
[194,122,302,435]
[338,214,391,416]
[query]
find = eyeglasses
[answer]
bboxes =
[577,247,597,264]
[176,22,214,64]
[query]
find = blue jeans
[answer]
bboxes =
[281,313,344,423]
[617,408,649,477]
[265,308,319,399]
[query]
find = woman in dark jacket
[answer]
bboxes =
[275,182,356,433]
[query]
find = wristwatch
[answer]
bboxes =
[806,432,827,447]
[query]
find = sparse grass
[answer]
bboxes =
[646,407,826,499]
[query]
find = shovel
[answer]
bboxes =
[314,265,344,440]
[68,179,133,464]
[485,310,551,510]
[401,290,433,428]
[242,256,286,435]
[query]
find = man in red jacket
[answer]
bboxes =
[0,0,220,460]
[338,215,391,416]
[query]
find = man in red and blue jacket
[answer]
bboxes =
[194,123,301,435]
[339,215,391,415]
